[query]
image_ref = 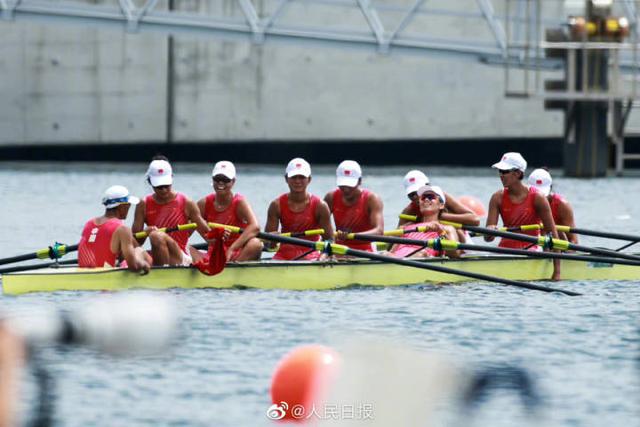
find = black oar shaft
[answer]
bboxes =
[350,234,640,266]
[460,225,640,262]
[568,227,640,242]
[0,244,78,267]
[0,259,78,274]
[258,233,580,296]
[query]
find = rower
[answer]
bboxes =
[132,157,210,266]
[324,160,384,252]
[78,185,151,273]
[265,158,334,260]
[197,161,263,261]
[486,152,560,279]
[391,185,461,259]
[399,170,480,243]
[528,168,578,244]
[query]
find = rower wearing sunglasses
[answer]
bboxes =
[398,170,480,243]
[133,156,210,266]
[197,161,263,261]
[486,152,560,279]
[390,185,463,259]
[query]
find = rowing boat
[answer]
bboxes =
[2,254,637,295]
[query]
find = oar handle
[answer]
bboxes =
[399,214,418,221]
[135,223,198,239]
[208,223,324,239]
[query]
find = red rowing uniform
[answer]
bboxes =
[391,223,441,258]
[203,193,246,248]
[332,188,374,251]
[549,193,566,225]
[78,217,123,267]
[144,192,193,252]
[273,193,322,261]
[499,187,541,250]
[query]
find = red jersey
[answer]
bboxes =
[549,193,566,225]
[203,193,245,249]
[273,193,322,261]
[144,192,193,251]
[78,217,123,268]
[332,188,374,251]
[391,223,441,258]
[499,187,541,250]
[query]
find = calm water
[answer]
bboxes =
[1,162,639,427]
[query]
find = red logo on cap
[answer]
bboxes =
[296,163,301,168]
[409,177,415,183]
[158,169,164,174]
[502,156,507,160]
[221,165,226,168]
[536,179,543,184]
[344,170,351,175]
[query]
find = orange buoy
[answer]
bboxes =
[458,195,487,217]
[269,345,341,422]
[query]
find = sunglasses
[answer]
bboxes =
[213,176,232,184]
[153,185,171,190]
[407,192,418,200]
[498,169,518,175]
[420,193,439,202]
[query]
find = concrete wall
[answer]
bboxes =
[0,0,637,146]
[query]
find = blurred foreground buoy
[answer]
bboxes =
[459,195,487,217]
[269,344,341,422]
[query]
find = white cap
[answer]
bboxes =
[146,160,173,187]
[285,158,311,178]
[492,152,527,172]
[102,185,140,209]
[336,160,362,187]
[403,170,430,195]
[212,161,236,179]
[417,185,446,204]
[528,168,552,196]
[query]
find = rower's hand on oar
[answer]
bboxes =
[423,221,445,233]
[483,225,497,242]
[144,226,159,236]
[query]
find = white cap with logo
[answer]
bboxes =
[417,185,446,204]
[102,185,140,209]
[285,158,311,178]
[147,160,173,187]
[528,168,553,196]
[403,170,430,195]
[212,161,236,179]
[336,160,362,187]
[492,152,527,172]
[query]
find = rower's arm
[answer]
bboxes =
[316,201,335,241]
[484,192,501,242]
[264,200,280,249]
[0,323,24,427]
[132,201,147,245]
[114,226,150,274]
[185,199,211,239]
[557,200,578,244]
[323,191,334,212]
[534,193,561,281]
[196,197,206,218]
[441,193,480,226]
[442,225,461,259]
[362,193,384,235]
[230,199,260,250]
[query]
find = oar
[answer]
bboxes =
[0,259,79,275]
[346,232,640,267]
[256,233,581,296]
[0,243,78,266]
[134,223,197,239]
[440,221,640,263]
[501,223,640,243]
[207,222,324,239]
